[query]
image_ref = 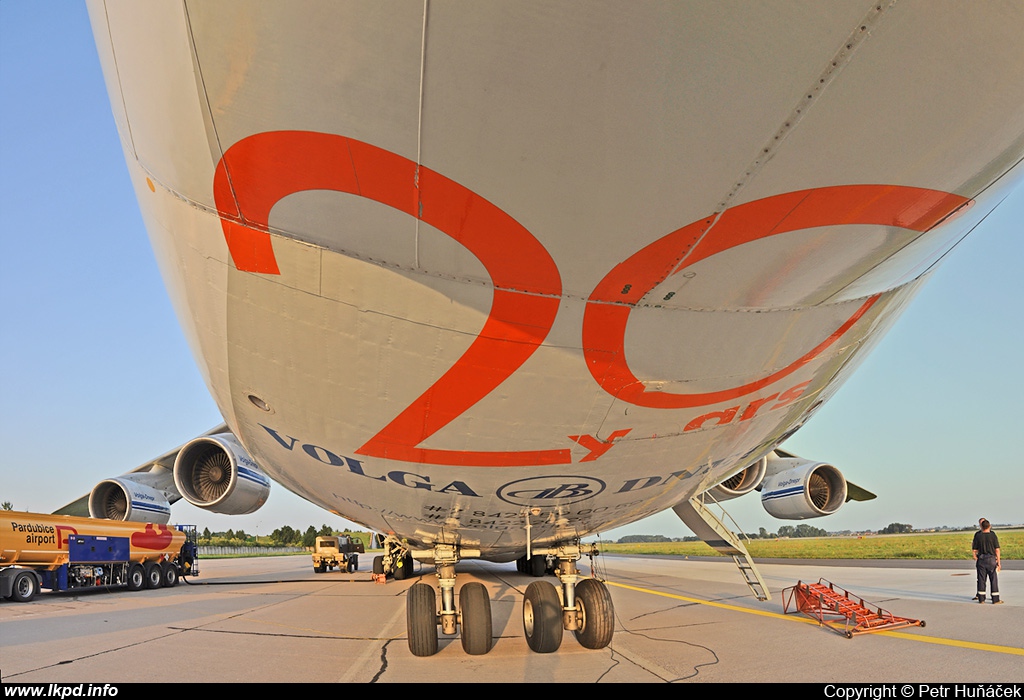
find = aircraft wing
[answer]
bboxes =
[845,482,877,503]
[53,424,271,523]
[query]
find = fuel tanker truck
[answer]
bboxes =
[0,511,199,602]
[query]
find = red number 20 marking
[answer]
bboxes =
[213,131,969,467]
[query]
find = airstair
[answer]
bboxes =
[671,497,771,601]
[782,578,925,638]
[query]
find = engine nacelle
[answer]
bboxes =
[173,434,271,515]
[706,457,767,501]
[89,478,172,523]
[760,456,847,520]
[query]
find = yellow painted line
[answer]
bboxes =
[605,581,1024,656]
[876,630,1024,655]
[606,580,816,623]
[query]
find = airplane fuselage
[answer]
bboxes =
[86,1,1024,559]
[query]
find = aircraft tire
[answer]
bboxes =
[572,578,614,649]
[406,583,438,657]
[143,561,163,589]
[10,571,38,602]
[126,563,145,591]
[394,552,414,580]
[373,555,385,576]
[523,581,562,653]
[528,555,546,577]
[459,582,493,655]
[160,561,179,587]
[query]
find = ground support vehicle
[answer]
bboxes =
[312,535,361,573]
[0,511,199,602]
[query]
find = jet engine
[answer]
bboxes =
[172,433,271,515]
[705,456,767,501]
[759,455,847,520]
[89,478,172,523]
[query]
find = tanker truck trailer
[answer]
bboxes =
[0,511,199,602]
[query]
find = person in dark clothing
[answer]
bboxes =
[972,518,1002,604]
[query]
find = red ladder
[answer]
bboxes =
[782,578,925,638]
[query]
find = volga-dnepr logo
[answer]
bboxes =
[496,476,605,506]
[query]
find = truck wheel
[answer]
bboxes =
[348,555,358,573]
[144,562,162,589]
[127,563,145,591]
[10,571,38,602]
[161,561,179,587]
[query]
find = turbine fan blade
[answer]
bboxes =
[809,472,831,509]
[192,451,232,501]
[104,489,127,519]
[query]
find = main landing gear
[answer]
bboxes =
[401,539,613,657]
[372,536,416,582]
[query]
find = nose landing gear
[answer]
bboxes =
[519,541,615,653]
[404,543,493,657]
[401,539,613,657]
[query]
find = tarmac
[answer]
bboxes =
[1,553,1021,683]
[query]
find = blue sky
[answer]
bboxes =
[2,4,1021,539]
